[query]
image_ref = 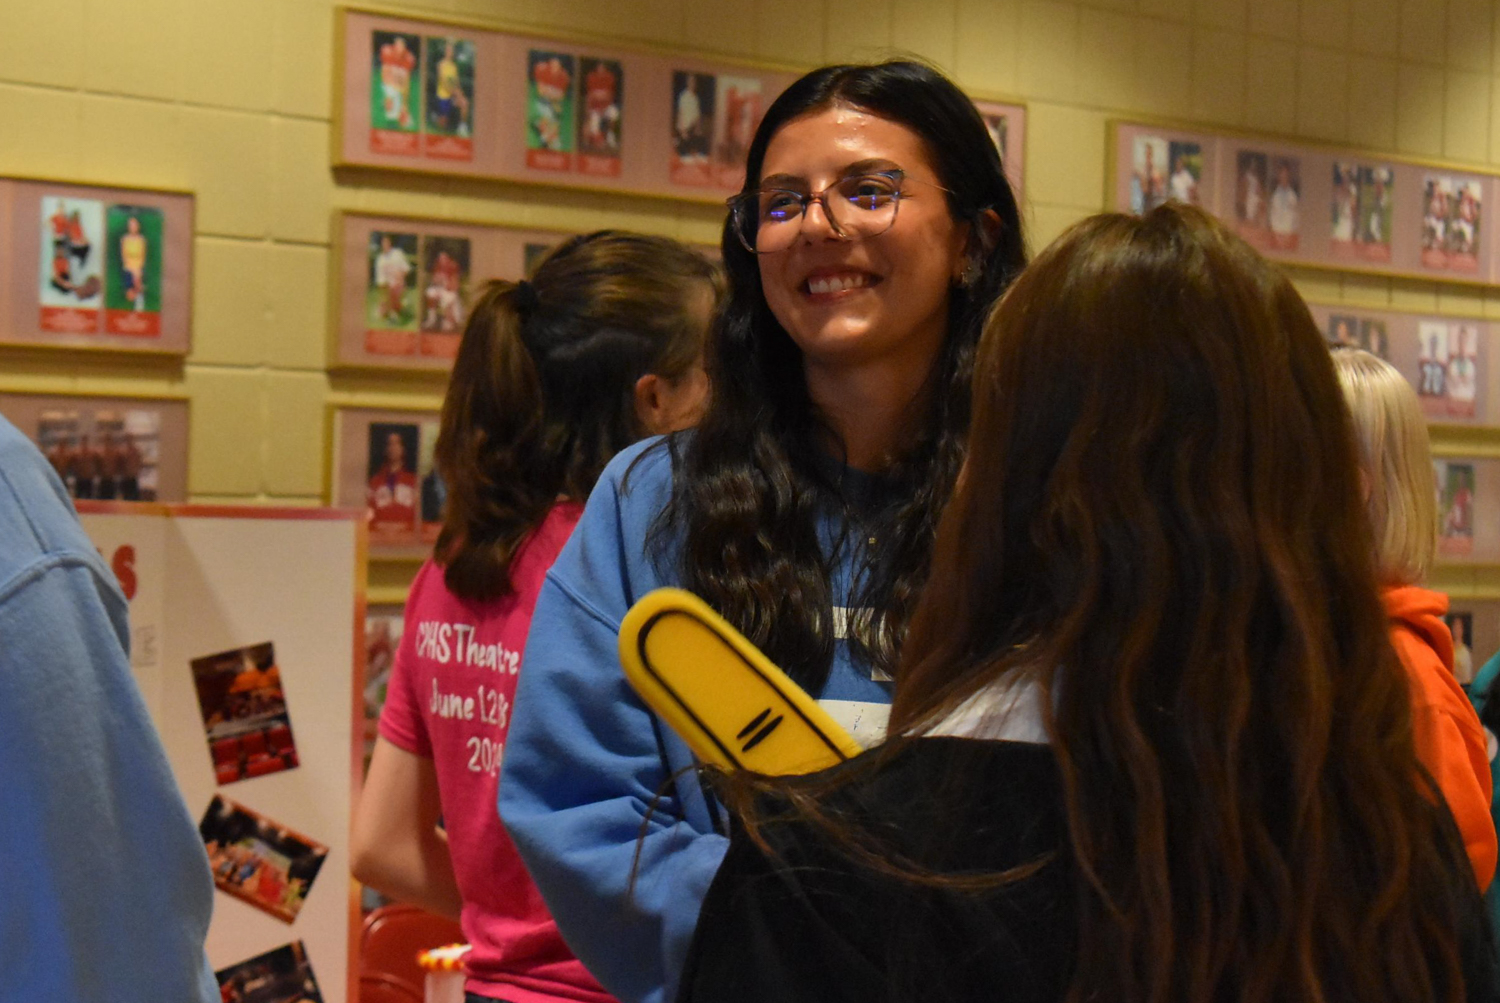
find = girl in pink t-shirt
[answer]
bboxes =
[352,232,721,1003]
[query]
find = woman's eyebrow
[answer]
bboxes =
[757,159,905,189]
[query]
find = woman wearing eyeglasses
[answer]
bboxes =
[499,61,1026,1003]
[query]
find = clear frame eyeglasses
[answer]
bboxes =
[726,170,949,254]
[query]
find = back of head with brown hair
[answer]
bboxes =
[886,203,1473,1002]
[435,231,721,601]
[726,203,1480,1003]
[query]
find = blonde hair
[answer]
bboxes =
[1330,348,1436,584]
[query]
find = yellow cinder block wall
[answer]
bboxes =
[0,0,1497,599]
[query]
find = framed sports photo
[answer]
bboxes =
[331,405,443,558]
[1111,123,1218,218]
[331,211,576,372]
[973,99,1027,201]
[0,391,189,502]
[0,176,193,355]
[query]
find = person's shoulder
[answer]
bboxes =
[0,417,101,588]
[590,434,682,521]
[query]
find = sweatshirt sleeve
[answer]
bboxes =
[1412,700,1497,890]
[499,442,729,1003]
[0,556,217,1002]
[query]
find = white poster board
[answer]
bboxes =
[78,502,365,1003]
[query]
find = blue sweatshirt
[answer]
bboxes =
[499,438,895,1003]
[0,416,217,1001]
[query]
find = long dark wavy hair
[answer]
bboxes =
[654,61,1027,690]
[435,231,720,601]
[731,204,1485,1002]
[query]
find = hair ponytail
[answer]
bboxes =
[434,232,721,602]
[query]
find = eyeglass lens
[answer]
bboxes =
[737,174,902,253]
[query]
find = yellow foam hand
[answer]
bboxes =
[619,588,863,775]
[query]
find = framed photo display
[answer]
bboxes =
[333,212,580,372]
[0,391,189,502]
[1430,455,1500,563]
[1110,121,1498,287]
[1445,599,1500,685]
[336,9,1027,205]
[0,177,193,354]
[331,405,443,558]
[1304,303,1494,426]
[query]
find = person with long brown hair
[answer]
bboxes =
[351,230,719,1003]
[679,203,1497,1003]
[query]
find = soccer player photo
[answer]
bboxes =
[713,76,762,189]
[104,204,164,336]
[1422,174,1482,273]
[670,70,716,187]
[38,196,104,334]
[419,235,469,359]
[1436,460,1476,557]
[370,30,421,155]
[1233,149,1270,247]
[578,57,624,178]
[526,50,575,171]
[1355,165,1393,262]
[1129,136,1167,215]
[424,36,474,161]
[365,230,419,356]
[1266,156,1301,251]
[367,422,420,535]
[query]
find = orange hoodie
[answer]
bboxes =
[1383,585,1496,889]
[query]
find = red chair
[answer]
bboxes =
[216,762,241,784]
[245,757,285,778]
[211,736,241,765]
[241,730,269,759]
[266,725,294,754]
[360,903,465,1000]
[358,972,422,1003]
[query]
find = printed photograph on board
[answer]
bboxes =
[1436,459,1476,556]
[713,76,762,188]
[37,406,160,501]
[1446,322,1480,418]
[671,71,716,187]
[1130,135,1167,214]
[39,196,104,334]
[367,421,419,535]
[1358,318,1390,360]
[363,605,404,775]
[1418,321,1451,407]
[104,204,164,336]
[1356,165,1394,261]
[1422,175,1482,273]
[200,795,329,924]
[578,57,624,177]
[424,36,475,160]
[1446,611,1475,683]
[370,30,421,155]
[365,231,419,356]
[1326,314,1360,349]
[215,941,323,1003]
[419,236,469,335]
[191,641,301,786]
[526,50,575,171]
[1234,150,1269,239]
[1267,156,1301,250]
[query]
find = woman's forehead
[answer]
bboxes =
[760,106,935,182]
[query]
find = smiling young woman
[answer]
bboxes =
[498,61,1026,1003]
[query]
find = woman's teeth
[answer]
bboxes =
[806,274,872,295]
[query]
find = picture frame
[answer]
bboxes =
[0,176,194,355]
[0,390,189,502]
[330,404,443,558]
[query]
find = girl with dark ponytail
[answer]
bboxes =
[352,231,719,1003]
[500,61,1026,1003]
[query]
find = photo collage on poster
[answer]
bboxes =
[1129,134,1203,215]
[1436,459,1476,556]
[370,29,476,161]
[1233,149,1302,252]
[215,941,324,1003]
[1422,173,1483,274]
[200,794,329,925]
[366,418,444,545]
[37,405,162,501]
[1416,319,1481,420]
[365,229,470,360]
[1330,161,1394,263]
[669,69,763,189]
[39,195,166,337]
[523,49,625,178]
